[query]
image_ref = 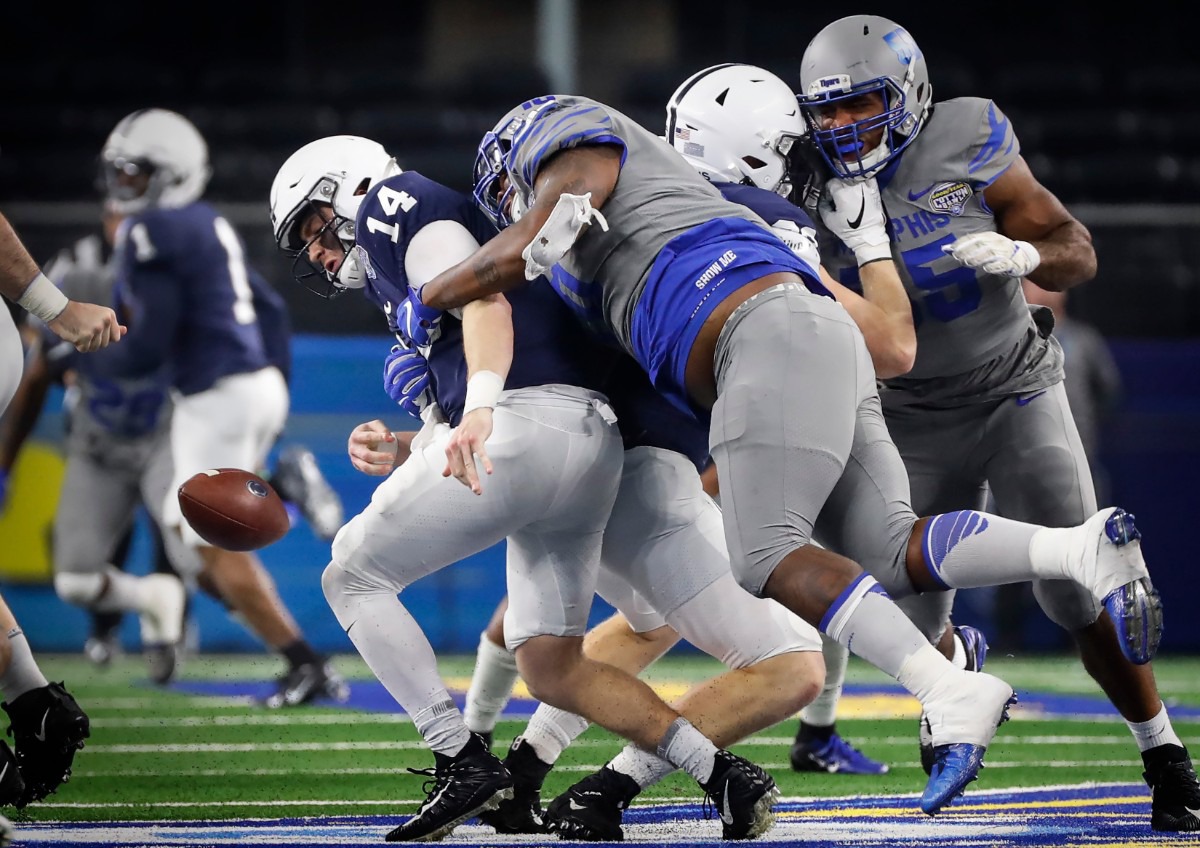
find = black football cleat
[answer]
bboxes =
[0,741,26,807]
[477,736,553,834]
[2,682,90,807]
[271,445,345,541]
[386,734,513,842]
[1144,744,1200,832]
[263,661,350,709]
[700,749,779,840]
[545,765,641,841]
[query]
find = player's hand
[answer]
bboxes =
[47,301,126,352]
[819,176,891,266]
[444,408,494,495]
[770,220,821,269]
[396,286,443,348]
[0,468,9,512]
[942,231,1041,277]
[383,344,431,418]
[347,419,400,476]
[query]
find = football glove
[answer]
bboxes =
[396,286,443,348]
[942,231,1041,278]
[770,220,821,270]
[384,344,432,419]
[819,176,891,266]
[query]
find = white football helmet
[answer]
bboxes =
[100,109,211,214]
[269,135,401,297]
[798,15,933,179]
[665,63,807,196]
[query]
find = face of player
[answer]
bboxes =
[810,91,888,155]
[298,205,346,277]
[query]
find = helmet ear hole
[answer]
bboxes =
[742,155,768,169]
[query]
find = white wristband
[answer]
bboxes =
[16,272,69,323]
[463,370,505,414]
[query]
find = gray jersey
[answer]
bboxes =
[506,95,764,355]
[42,236,173,454]
[815,97,1064,407]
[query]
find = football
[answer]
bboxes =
[177,468,290,552]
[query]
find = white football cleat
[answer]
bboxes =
[138,573,187,646]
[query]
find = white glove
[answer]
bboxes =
[522,192,609,280]
[942,231,1040,277]
[770,220,821,271]
[819,177,891,266]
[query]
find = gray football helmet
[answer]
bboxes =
[797,15,932,179]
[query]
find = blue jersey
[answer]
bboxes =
[251,273,292,384]
[354,172,608,426]
[600,356,710,472]
[109,202,271,396]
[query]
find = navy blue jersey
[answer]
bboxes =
[600,356,710,472]
[109,202,271,395]
[716,182,815,231]
[250,272,292,384]
[354,172,609,426]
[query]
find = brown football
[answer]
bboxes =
[177,468,290,551]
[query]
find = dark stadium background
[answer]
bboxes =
[1,1,1197,654]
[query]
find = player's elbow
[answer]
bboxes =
[872,335,917,379]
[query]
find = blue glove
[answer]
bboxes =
[396,286,443,348]
[384,344,432,418]
[0,468,8,511]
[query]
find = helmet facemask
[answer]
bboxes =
[472,122,520,229]
[800,76,920,180]
[275,176,363,299]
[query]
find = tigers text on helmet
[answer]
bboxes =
[100,109,211,214]
[268,135,401,298]
[473,97,561,229]
[665,63,809,197]
[797,15,932,179]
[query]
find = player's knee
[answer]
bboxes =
[515,635,581,704]
[751,651,824,716]
[54,572,105,607]
[321,562,351,606]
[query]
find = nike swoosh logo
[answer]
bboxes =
[34,708,50,742]
[720,779,734,825]
[846,191,866,229]
[907,185,936,201]
[1015,390,1047,407]
[569,798,586,811]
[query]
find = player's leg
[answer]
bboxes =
[706,283,1015,815]
[268,442,344,541]
[83,525,132,668]
[463,596,518,749]
[986,383,1198,831]
[163,366,343,706]
[0,593,89,808]
[52,442,187,682]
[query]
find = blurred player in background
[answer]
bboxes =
[797,14,1196,831]
[97,109,346,708]
[270,136,800,841]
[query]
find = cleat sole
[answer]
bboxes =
[1105,578,1164,665]
[388,786,514,843]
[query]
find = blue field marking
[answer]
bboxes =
[168,679,1200,721]
[15,783,1197,846]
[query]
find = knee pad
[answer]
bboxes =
[54,572,105,607]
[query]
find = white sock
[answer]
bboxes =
[463,633,519,735]
[920,511,1044,589]
[800,633,846,727]
[324,565,469,756]
[0,628,49,701]
[522,704,591,764]
[1126,704,1183,753]
[895,643,960,704]
[609,744,677,789]
[657,717,718,784]
[950,631,968,670]
[823,574,937,680]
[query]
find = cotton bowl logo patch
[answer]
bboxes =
[355,245,376,281]
[928,181,973,215]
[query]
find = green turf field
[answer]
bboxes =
[8,652,1200,825]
